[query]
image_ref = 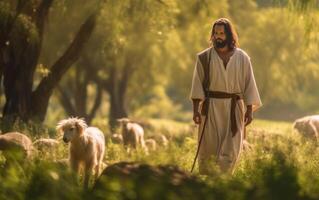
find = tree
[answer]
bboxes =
[81,0,173,129]
[0,1,96,130]
[57,54,102,125]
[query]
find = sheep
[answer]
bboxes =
[158,134,169,147]
[33,138,59,151]
[117,118,146,152]
[111,133,123,144]
[150,134,169,147]
[0,132,33,162]
[56,117,105,189]
[293,115,319,139]
[145,139,157,151]
[33,138,60,159]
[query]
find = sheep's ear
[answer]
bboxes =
[56,122,63,135]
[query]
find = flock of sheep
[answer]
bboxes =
[0,117,169,188]
[0,115,318,188]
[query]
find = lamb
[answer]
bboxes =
[150,134,169,148]
[293,115,319,139]
[0,132,33,162]
[111,133,123,144]
[145,139,157,151]
[33,138,59,151]
[117,118,146,151]
[157,134,169,147]
[56,117,105,188]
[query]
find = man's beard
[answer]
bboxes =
[214,39,227,48]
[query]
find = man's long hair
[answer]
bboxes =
[209,18,239,49]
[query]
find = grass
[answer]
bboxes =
[1,118,319,199]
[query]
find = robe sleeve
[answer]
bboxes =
[189,55,205,101]
[243,55,262,111]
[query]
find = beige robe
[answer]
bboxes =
[190,47,262,174]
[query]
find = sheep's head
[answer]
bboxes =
[293,119,308,133]
[293,120,302,130]
[56,117,87,143]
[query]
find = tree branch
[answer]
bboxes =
[87,84,102,124]
[30,13,97,119]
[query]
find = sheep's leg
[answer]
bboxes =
[83,169,90,189]
[70,159,81,185]
[83,163,94,189]
[94,163,100,180]
[70,159,80,174]
[133,133,138,149]
[95,143,105,179]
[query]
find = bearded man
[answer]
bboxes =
[190,18,262,174]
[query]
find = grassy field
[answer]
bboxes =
[1,118,319,200]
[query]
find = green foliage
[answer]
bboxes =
[132,85,188,121]
[97,0,174,106]
[242,8,319,111]
[1,119,319,199]
[25,161,81,200]
[0,162,27,200]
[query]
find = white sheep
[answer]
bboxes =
[33,138,59,151]
[145,139,157,151]
[111,133,123,144]
[293,115,319,139]
[158,134,169,147]
[150,134,169,148]
[0,132,33,161]
[117,118,146,151]
[56,117,105,188]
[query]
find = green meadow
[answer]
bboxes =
[1,119,318,200]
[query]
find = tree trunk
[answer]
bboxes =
[57,64,102,125]
[0,2,96,131]
[0,1,53,131]
[109,86,127,130]
[75,66,88,117]
[30,13,96,122]
[2,14,42,122]
[106,66,132,130]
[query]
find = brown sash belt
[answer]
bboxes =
[204,91,243,137]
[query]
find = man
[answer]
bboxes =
[190,18,262,174]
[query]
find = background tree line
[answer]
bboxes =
[0,0,318,133]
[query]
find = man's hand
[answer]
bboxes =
[192,99,202,125]
[245,105,253,126]
[193,111,201,124]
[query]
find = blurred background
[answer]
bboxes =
[0,0,319,132]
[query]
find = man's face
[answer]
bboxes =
[213,25,227,48]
